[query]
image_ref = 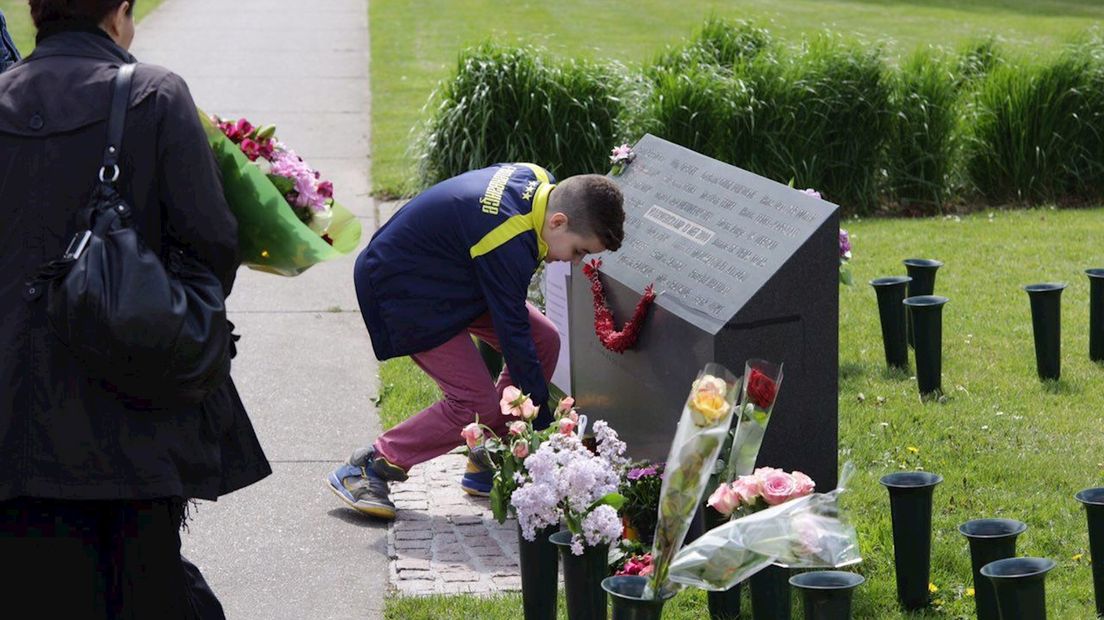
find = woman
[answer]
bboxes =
[0,1,270,617]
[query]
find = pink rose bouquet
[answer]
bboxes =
[669,463,862,591]
[708,467,816,518]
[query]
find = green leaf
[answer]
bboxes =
[267,173,294,195]
[591,492,626,511]
[490,482,508,523]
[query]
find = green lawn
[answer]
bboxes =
[1,0,163,54]
[381,206,1104,617]
[370,0,1104,197]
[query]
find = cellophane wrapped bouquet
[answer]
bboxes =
[645,363,739,598]
[200,112,361,276]
[667,463,862,590]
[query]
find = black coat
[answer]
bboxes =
[0,29,270,501]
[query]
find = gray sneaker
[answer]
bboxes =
[326,449,398,520]
[349,445,409,482]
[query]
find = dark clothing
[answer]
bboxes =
[0,10,18,72]
[0,497,195,619]
[0,30,270,502]
[182,556,228,620]
[355,163,555,416]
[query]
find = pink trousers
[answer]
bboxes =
[374,304,560,471]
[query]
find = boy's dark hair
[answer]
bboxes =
[551,174,625,251]
[30,0,135,29]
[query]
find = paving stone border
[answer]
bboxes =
[388,454,525,596]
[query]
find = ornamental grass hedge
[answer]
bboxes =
[415,43,627,187]
[414,20,1104,216]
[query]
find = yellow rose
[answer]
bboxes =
[691,391,729,425]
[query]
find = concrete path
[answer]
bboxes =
[132,1,386,618]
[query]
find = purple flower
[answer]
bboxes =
[802,188,822,200]
[609,144,635,165]
[839,229,852,260]
[627,466,657,481]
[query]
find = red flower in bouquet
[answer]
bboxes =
[746,368,778,409]
[582,259,656,354]
[211,114,335,240]
[616,553,654,577]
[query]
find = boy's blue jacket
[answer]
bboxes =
[355,163,556,424]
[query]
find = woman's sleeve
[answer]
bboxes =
[154,71,240,295]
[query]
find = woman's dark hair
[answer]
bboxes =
[29,0,136,29]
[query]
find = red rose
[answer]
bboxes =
[747,368,778,409]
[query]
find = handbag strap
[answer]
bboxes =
[99,63,135,185]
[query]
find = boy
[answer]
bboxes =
[328,163,624,519]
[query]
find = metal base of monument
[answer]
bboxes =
[569,135,840,489]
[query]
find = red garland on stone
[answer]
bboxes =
[582,259,657,354]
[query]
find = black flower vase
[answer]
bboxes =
[476,338,503,378]
[750,563,791,620]
[550,531,609,620]
[703,509,742,619]
[707,583,743,620]
[1086,270,1104,363]
[981,557,1056,620]
[902,296,949,397]
[602,575,677,620]
[871,276,913,371]
[880,471,943,610]
[1075,487,1104,616]
[903,258,943,348]
[789,571,865,620]
[959,518,1028,620]
[519,523,559,620]
[1024,283,1067,381]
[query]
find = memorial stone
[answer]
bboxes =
[568,134,840,488]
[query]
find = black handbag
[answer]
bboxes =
[30,63,231,405]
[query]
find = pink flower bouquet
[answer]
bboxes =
[510,421,629,553]
[200,112,361,276]
[708,467,816,517]
[461,393,599,523]
[669,464,862,590]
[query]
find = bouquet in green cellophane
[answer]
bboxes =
[200,111,361,276]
